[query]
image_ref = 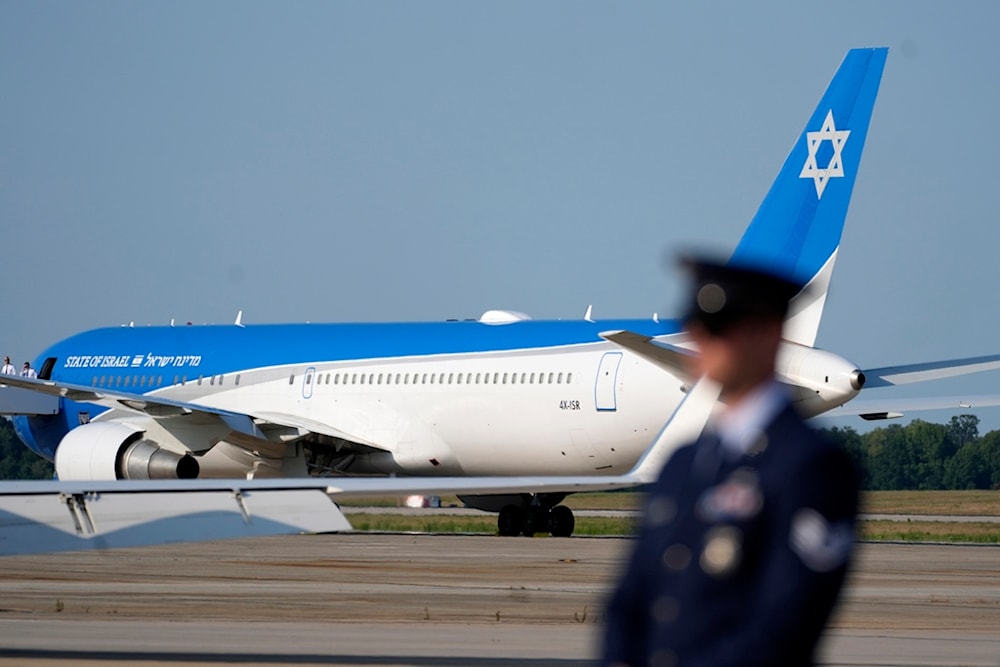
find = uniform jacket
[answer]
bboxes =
[602,401,859,667]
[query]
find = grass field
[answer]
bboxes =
[339,490,1000,542]
[339,489,999,515]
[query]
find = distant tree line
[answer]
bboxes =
[821,415,1000,490]
[1,414,999,487]
[0,417,54,479]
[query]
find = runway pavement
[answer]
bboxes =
[0,535,998,666]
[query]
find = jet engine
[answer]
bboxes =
[54,421,199,481]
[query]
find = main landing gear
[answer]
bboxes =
[498,503,576,537]
[456,492,577,537]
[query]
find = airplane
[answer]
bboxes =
[0,374,723,556]
[3,47,1000,540]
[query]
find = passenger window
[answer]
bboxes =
[567,372,573,384]
[288,374,294,385]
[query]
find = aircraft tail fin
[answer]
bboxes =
[730,48,888,346]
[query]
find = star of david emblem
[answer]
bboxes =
[799,110,850,199]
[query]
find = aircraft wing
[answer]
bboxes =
[819,394,1000,421]
[0,375,388,453]
[1,374,216,418]
[0,375,720,557]
[862,354,1000,387]
[0,476,632,557]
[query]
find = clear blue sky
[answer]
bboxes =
[3,2,1000,432]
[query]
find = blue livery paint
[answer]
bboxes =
[36,319,682,381]
[731,48,887,285]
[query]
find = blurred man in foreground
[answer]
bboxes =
[601,256,860,667]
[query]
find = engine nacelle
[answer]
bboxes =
[776,342,865,418]
[55,421,200,481]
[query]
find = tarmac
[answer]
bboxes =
[0,534,998,666]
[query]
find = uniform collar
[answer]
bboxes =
[713,379,788,458]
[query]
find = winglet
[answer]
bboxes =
[235,310,244,328]
[626,376,721,484]
[600,330,693,379]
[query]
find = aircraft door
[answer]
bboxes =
[594,352,622,411]
[302,367,316,399]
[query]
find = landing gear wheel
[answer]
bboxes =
[498,504,524,537]
[522,507,548,537]
[549,505,576,537]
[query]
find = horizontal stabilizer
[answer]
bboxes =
[863,354,1000,388]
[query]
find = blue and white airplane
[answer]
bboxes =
[3,47,999,539]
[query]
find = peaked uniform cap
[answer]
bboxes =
[680,255,804,334]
